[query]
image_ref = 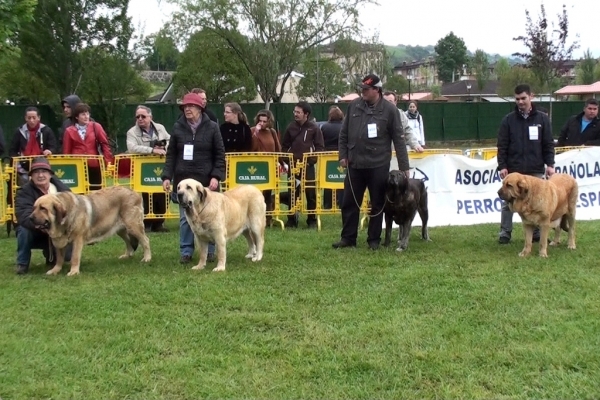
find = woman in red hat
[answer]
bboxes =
[161,92,226,264]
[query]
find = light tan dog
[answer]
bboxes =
[497,172,578,258]
[177,179,266,272]
[30,186,152,276]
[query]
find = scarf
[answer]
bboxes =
[187,116,201,133]
[407,111,420,120]
[76,123,87,140]
[23,124,42,156]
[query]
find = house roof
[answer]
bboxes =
[554,81,600,95]
[399,92,435,101]
[441,80,499,96]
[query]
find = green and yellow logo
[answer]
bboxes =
[325,160,346,183]
[236,161,269,184]
[140,163,164,186]
[52,165,78,187]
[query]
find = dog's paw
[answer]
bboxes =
[191,264,206,271]
[549,241,559,246]
[539,252,548,258]
[212,265,226,272]
[251,254,263,262]
[395,247,404,252]
[46,267,61,276]
[67,270,80,277]
[568,244,576,250]
[518,250,530,257]
[119,254,132,259]
[245,253,255,259]
[141,256,151,262]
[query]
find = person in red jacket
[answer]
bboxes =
[62,103,113,191]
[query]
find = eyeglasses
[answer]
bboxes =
[136,115,147,119]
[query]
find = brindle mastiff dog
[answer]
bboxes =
[30,186,152,276]
[497,172,578,258]
[383,170,431,252]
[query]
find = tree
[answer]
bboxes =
[167,0,375,107]
[434,32,468,84]
[330,34,390,87]
[15,0,134,101]
[493,57,511,80]
[78,46,151,139]
[513,4,579,117]
[574,49,598,85]
[472,49,490,99]
[496,66,537,98]
[139,29,180,71]
[0,52,55,103]
[384,74,408,98]
[0,0,36,57]
[297,49,347,102]
[172,30,257,103]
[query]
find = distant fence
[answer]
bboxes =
[0,101,586,153]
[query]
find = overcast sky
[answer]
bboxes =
[128,0,599,58]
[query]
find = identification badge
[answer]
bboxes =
[183,144,194,160]
[529,126,539,140]
[367,123,377,138]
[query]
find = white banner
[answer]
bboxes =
[389,147,600,227]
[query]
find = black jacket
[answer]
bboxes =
[15,177,71,231]
[557,112,600,146]
[59,94,82,153]
[10,124,58,157]
[219,122,253,153]
[321,121,343,151]
[497,105,555,174]
[339,96,409,170]
[162,114,226,188]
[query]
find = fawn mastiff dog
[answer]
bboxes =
[177,178,266,272]
[497,172,578,258]
[30,186,152,276]
[383,170,431,252]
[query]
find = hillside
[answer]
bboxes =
[386,44,524,66]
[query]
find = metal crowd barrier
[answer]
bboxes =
[224,152,296,230]
[0,160,10,227]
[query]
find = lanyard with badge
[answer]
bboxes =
[528,125,539,140]
[183,129,196,161]
[366,106,378,138]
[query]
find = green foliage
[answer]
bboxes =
[0,52,54,103]
[385,74,408,97]
[472,49,491,95]
[386,44,435,66]
[168,0,375,106]
[330,34,390,86]
[434,32,468,84]
[497,66,538,97]
[2,217,600,398]
[512,4,579,92]
[78,46,151,138]
[297,50,348,102]
[172,30,257,103]
[15,0,134,100]
[139,28,180,71]
[0,0,36,56]
[493,57,511,80]
[575,50,599,85]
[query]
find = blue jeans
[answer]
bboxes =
[16,226,72,266]
[178,205,214,257]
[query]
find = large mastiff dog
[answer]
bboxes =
[497,172,578,258]
[383,170,430,252]
[177,179,266,272]
[30,186,152,276]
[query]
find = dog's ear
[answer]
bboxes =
[53,201,67,225]
[516,179,528,197]
[196,184,207,203]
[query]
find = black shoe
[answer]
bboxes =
[207,253,216,263]
[368,241,380,251]
[180,255,192,264]
[332,240,356,249]
[16,264,29,275]
[498,237,511,244]
[285,219,298,228]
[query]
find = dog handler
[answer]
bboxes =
[333,74,410,250]
[14,157,72,274]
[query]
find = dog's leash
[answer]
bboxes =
[346,167,388,218]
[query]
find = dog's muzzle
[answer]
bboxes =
[31,217,50,230]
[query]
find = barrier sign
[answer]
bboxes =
[320,155,346,189]
[235,161,271,186]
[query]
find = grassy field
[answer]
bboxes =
[1,215,600,399]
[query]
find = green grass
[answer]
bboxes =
[1,216,600,399]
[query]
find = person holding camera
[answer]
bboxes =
[126,105,171,232]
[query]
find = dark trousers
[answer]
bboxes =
[88,166,103,191]
[143,192,167,227]
[339,164,389,245]
[284,164,316,223]
[16,225,72,266]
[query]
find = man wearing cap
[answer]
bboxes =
[333,74,410,250]
[162,92,225,264]
[14,157,72,274]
